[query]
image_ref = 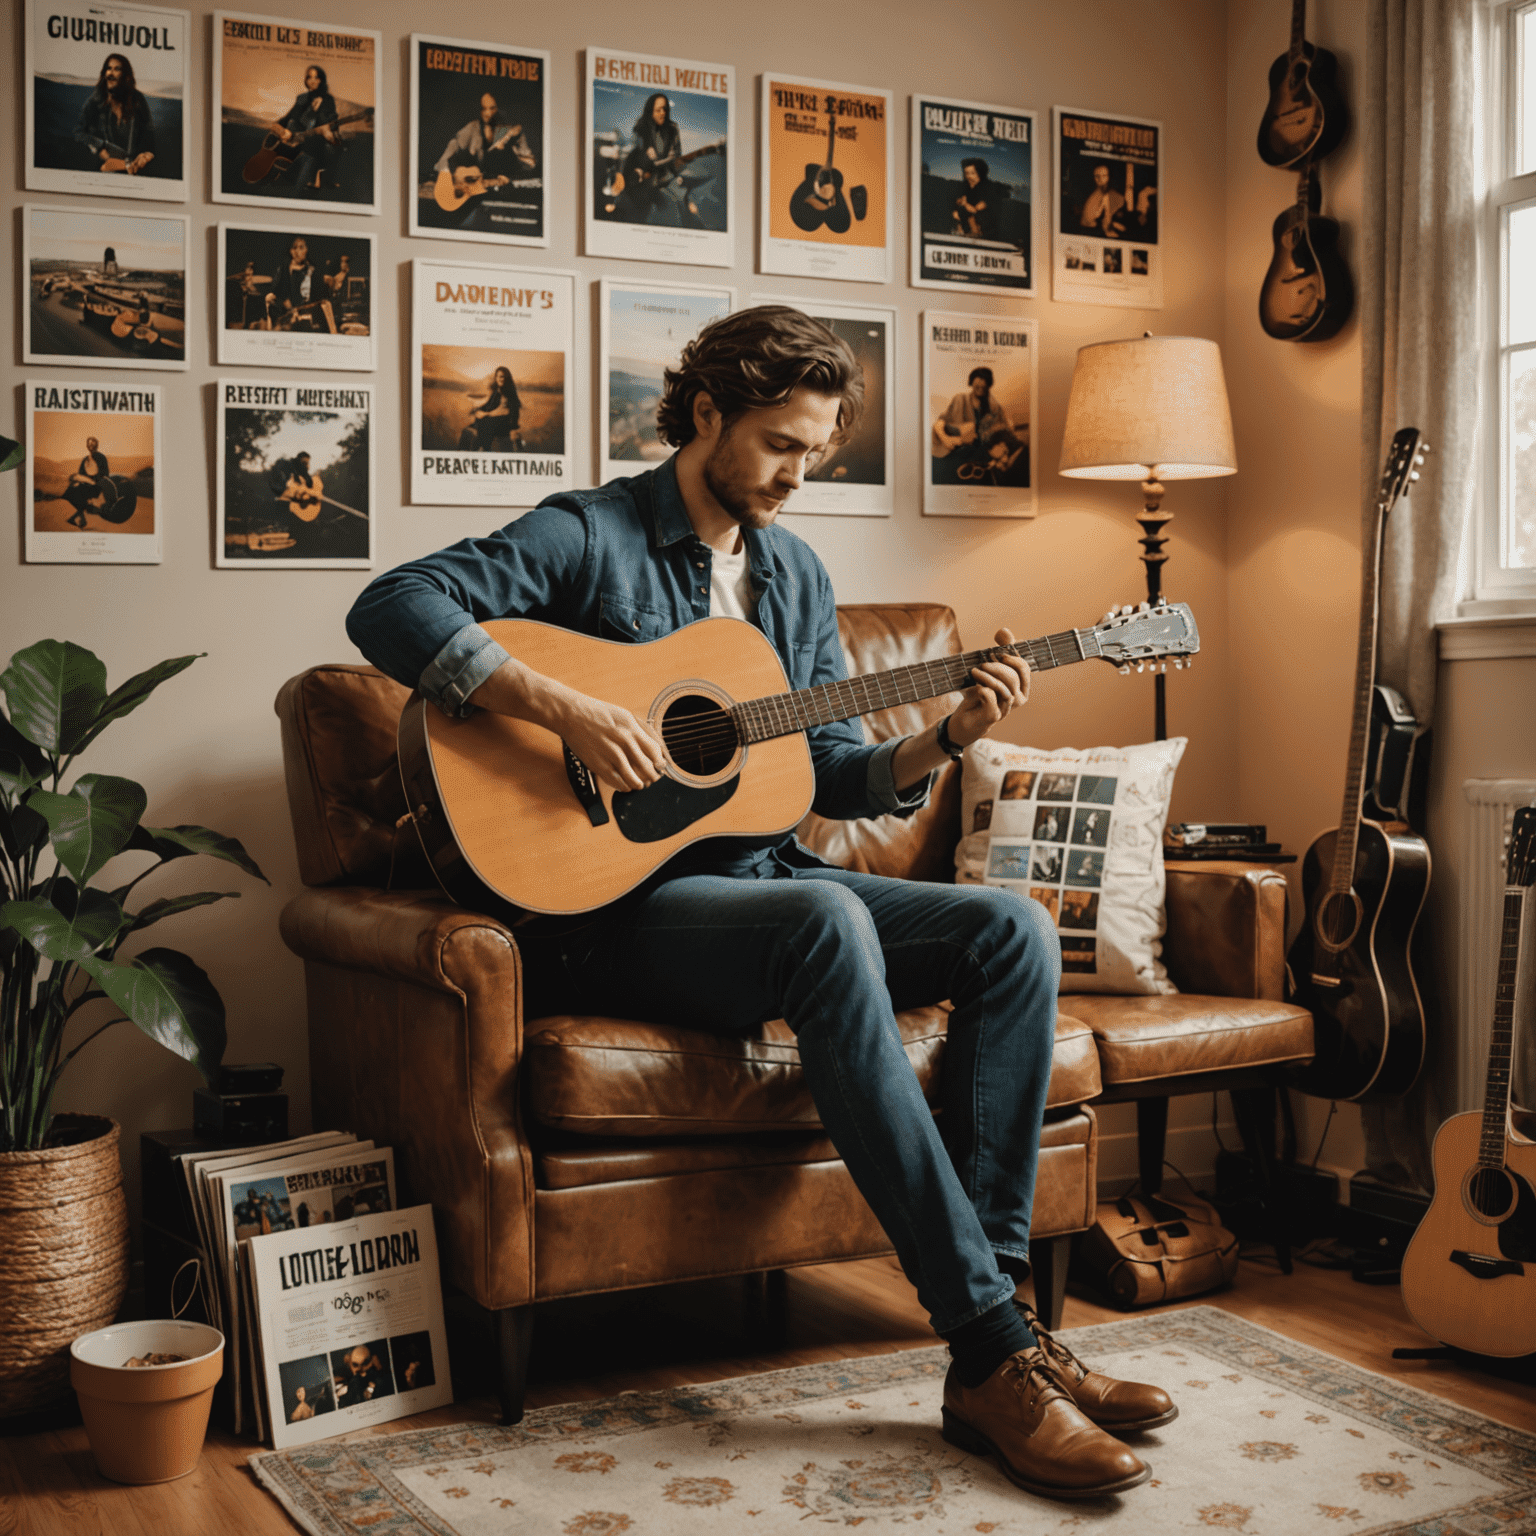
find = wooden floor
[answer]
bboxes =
[3,1253,1532,1536]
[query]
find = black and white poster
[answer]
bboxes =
[24,205,188,371]
[1052,106,1162,308]
[212,11,380,215]
[911,94,1035,295]
[24,0,189,202]
[585,47,733,268]
[410,34,549,247]
[751,295,894,517]
[411,260,575,507]
[217,224,375,371]
[923,310,1037,519]
[216,379,373,568]
[25,379,162,564]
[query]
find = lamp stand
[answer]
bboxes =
[1137,476,1170,741]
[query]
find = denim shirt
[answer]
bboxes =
[345,458,929,883]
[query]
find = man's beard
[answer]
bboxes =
[702,429,787,530]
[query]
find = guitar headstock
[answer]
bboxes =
[1091,601,1201,672]
[1510,806,1536,888]
[1378,427,1428,517]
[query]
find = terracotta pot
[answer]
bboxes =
[0,1113,131,1416]
[71,1320,224,1484]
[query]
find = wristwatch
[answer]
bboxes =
[935,713,966,761]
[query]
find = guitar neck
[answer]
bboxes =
[732,628,1100,745]
[822,107,837,170]
[1290,0,1307,57]
[1479,886,1526,1167]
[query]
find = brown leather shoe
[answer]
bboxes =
[941,1348,1151,1500]
[1016,1301,1178,1433]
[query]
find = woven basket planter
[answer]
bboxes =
[0,1114,130,1418]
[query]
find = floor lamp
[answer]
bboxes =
[1057,334,1237,740]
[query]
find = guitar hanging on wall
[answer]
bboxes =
[1288,428,1431,1103]
[1400,805,1536,1358]
[1256,0,1349,167]
[1259,158,1353,342]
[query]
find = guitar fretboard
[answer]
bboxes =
[1478,886,1526,1168]
[731,629,1101,745]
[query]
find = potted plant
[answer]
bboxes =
[0,638,267,1417]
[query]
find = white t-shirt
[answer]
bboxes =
[708,536,757,621]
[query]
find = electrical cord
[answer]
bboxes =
[1310,1101,1338,1169]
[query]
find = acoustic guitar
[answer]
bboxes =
[274,474,367,523]
[1259,158,1352,343]
[788,102,852,234]
[1400,805,1536,1357]
[623,139,725,191]
[99,155,152,174]
[1256,0,1349,169]
[242,108,374,185]
[397,601,1200,917]
[1289,428,1431,1103]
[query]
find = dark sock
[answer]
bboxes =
[942,1297,1036,1389]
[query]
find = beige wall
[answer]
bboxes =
[3,0,1244,1219]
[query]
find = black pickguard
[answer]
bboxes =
[1498,1170,1536,1263]
[611,774,739,843]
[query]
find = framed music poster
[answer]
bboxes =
[1051,106,1163,308]
[922,310,1038,519]
[211,11,381,215]
[25,379,163,564]
[23,0,190,202]
[216,378,374,569]
[24,205,189,372]
[911,94,1037,296]
[597,278,733,486]
[584,47,734,268]
[750,294,894,517]
[217,224,375,371]
[410,259,576,508]
[410,34,549,248]
[759,73,893,284]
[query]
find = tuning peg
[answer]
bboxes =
[1118,664,1130,675]
[1421,443,1432,453]
[1138,601,1150,613]
[1158,662,1167,673]
[1135,662,1145,673]
[1103,610,1116,624]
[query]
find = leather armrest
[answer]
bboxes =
[1161,862,1289,1001]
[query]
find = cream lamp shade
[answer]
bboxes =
[1058,335,1237,481]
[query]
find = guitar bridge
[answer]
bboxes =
[1450,1249,1524,1280]
[562,743,609,828]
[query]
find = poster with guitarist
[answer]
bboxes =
[216,379,372,569]
[761,75,893,284]
[212,11,380,215]
[24,0,189,202]
[411,35,548,248]
[585,48,733,268]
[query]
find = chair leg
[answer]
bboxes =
[494,1305,534,1425]
[742,1269,789,1347]
[1231,1085,1293,1275]
[1137,1097,1170,1197]
[1029,1236,1071,1330]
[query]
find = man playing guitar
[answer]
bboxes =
[432,94,534,224]
[273,66,340,193]
[265,236,336,334]
[347,307,1174,1503]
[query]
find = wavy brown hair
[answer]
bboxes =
[656,305,864,449]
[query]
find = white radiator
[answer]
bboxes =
[1459,778,1536,1111]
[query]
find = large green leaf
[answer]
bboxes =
[75,654,202,753]
[0,713,49,796]
[126,890,239,935]
[31,774,147,885]
[0,889,124,963]
[79,948,226,1081]
[0,641,107,754]
[129,823,268,883]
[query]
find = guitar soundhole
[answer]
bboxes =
[661,694,738,778]
[1467,1166,1517,1223]
[1317,890,1360,949]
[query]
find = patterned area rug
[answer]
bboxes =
[248,1305,1536,1534]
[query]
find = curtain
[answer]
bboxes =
[1358,0,1484,1189]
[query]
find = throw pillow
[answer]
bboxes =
[955,737,1188,994]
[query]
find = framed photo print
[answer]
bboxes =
[410,34,549,247]
[212,11,380,215]
[218,224,375,371]
[585,48,734,268]
[760,74,893,284]
[751,294,894,517]
[24,0,189,201]
[411,260,576,508]
[923,310,1038,519]
[24,205,189,371]
[1052,106,1162,308]
[25,379,163,564]
[911,95,1036,295]
[598,278,733,485]
[216,378,373,568]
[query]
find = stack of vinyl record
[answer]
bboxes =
[1162,822,1288,861]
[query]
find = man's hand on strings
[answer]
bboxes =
[948,628,1031,747]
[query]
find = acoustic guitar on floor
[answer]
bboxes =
[397,601,1200,916]
[1400,805,1536,1357]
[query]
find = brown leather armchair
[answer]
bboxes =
[275,602,1308,1421]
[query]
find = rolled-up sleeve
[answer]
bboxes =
[419,623,511,717]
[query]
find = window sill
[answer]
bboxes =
[1438,608,1536,660]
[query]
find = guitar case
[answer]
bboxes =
[1076,1193,1239,1308]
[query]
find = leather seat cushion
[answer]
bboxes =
[525,1009,1101,1138]
[1063,993,1314,1086]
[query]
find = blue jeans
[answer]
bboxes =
[523,859,1061,1334]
